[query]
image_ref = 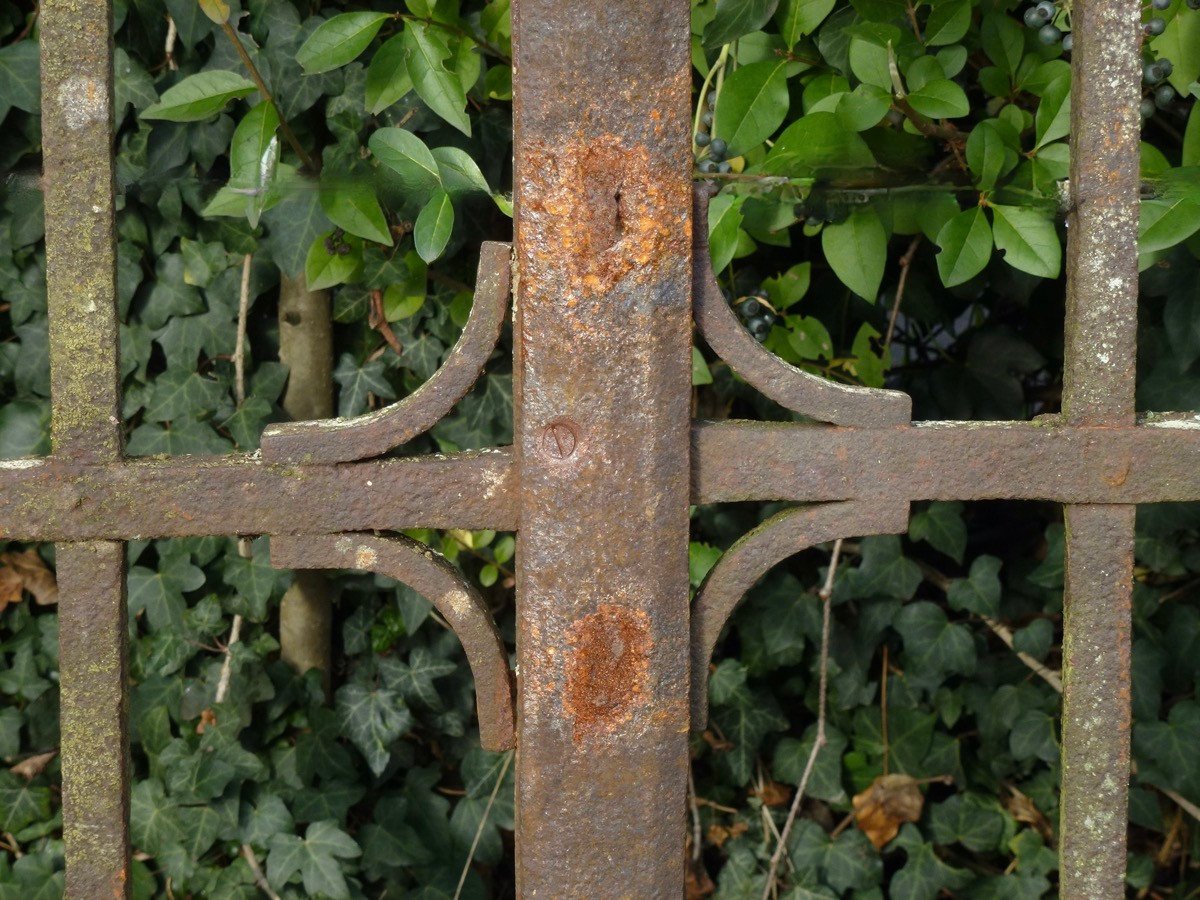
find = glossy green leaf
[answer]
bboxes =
[907,79,969,119]
[297,12,392,75]
[705,0,780,48]
[776,0,836,46]
[319,178,392,245]
[935,206,992,287]
[365,34,412,113]
[403,23,471,136]
[821,207,887,300]
[142,71,257,122]
[305,232,364,290]
[432,146,491,196]
[413,189,454,262]
[990,204,1061,278]
[715,59,790,156]
[369,127,442,202]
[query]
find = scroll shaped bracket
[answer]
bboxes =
[271,533,515,752]
[690,500,910,727]
[692,184,911,427]
[261,241,513,465]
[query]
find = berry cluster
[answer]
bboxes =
[323,227,352,256]
[735,291,778,343]
[696,93,732,175]
[1142,57,1176,120]
[1022,1,1068,47]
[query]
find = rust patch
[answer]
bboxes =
[520,134,686,301]
[564,603,652,741]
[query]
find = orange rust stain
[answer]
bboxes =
[563,603,652,742]
[1103,458,1131,487]
[520,133,687,301]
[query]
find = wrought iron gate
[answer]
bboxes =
[2,0,1186,895]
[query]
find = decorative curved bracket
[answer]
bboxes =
[692,184,911,427]
[261,241,513,465]
[271,532,515,751]
[690,499,909,727]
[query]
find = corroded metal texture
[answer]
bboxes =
[57,542,129,899]
[0,450,517,540]
[272,533,514,751]
[690,501,909,725]
[39,0,131,894]
[511,0,693,893]
[1056,0,1142,891]
[692,418,1200,504]
[1060,505,1134,898]
[262,243,511,464]
[40,0,121,460]
[692,185,910,426]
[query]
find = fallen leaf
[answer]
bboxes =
[852,774,924,848]
[706,820,748,849]
[685,858,715,898]
[1003,783,1053,840]
[196,708,218,734]
[10,750,57,781]
[754,780,792,807]
[0,549,59,612]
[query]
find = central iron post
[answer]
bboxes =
[511,0,694,894]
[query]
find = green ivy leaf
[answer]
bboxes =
[297,12,393,75]
[715,59,790,156]
[403,23,471,136]
[909,501,967,563]
[335,683,413,776]
[142,71,257,122]
[894,602,976,676]
[414,188,455,262]
[0,42,40,115]
[267,820,362,899]
[821,208,887,300]
[332,353,396,417]
[946,556,1002,617]
[890,829,974,899]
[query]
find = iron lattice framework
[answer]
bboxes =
[3,0,1188,895]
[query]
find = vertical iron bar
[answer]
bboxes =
[511,0,694,894]
[1058,0,1141,893]
[39,0,129,895]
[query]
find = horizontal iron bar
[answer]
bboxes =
[694,417,1200,505]
[6,415,1200,542]
[0,450,516,541]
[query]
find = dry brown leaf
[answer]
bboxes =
[10,750,57,781]
[852,774,924,848]
[685,859,715,898]
[754,780,792,808]
[196,708,218,734]
[1003,783,1052,840]
[706,820,749,849]
[0,549,58,612]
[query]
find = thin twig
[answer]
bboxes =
[164,15,179,71]
[241,843,281,900]
[234,253,252,405]
[884,237,922,351]
[979,614,1063,693]
[688,765,703,863]
[454,751,513,900]
[881,643,890,776]
[214,614,243,705]
[761,539,841,900]
[219,21,318,174]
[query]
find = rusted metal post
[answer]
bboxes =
[511,0,694,893]
[1058,0,1141,892]
[39,0,130,894]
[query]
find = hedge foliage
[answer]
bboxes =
[1,0,1199,895]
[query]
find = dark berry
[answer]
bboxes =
[695,131,711,146]
[1145,17,1165,35]
[1155,83,1175,107]
[323,237,335,253]
[709,138,728,160]
[761,310,778,326]
[738,298,761,318]
[707,92,718,109]
[1036,1,1056,16]
[1038,23,1062,43]
[717,161,732,173]
[699,160,718,174]
[754,288,769,299]
[1144,61,1163,83]
[748,317,772,342]
[1152,0,1170,8]
[1024,6,1045,26]
[336,243,351,256]
[1189,0,1200,10]
[702,111,714,127]
[1140,97,1156,119]
[1159,58,1173,75]
[1061,32,1073,50]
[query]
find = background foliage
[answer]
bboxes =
[0,0,1199,895]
